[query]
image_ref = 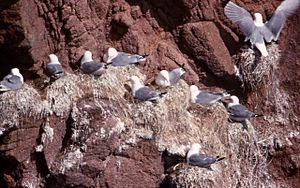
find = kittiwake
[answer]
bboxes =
[224,0,300,56]
[103,47,146,66]
[190,85,229,105]
[0,68,24,91]
[46,54,64,80]
[227,95,262,122]
[130,76,166,102]
[155,67,186,87]
[80,51,105,76]
[187,143,225,169]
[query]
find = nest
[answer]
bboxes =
[234,43,281,91]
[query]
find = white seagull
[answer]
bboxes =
[46,54,64,80]
[187,143,225,169]
[80,51,105,76]
[227,95,262,122]
[0,68,24,91]
[224,0,300,56]
[190,85,229,105]
[103,47,146,66]
[155,67,186,87]
[130,76,166,102]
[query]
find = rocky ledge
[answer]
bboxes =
[1,0,300,187]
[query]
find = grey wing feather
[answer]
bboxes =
[46,64,64,78]
[80,61,104,74]
[169,69,183,84]
[228,104,254,118]
[265,0,300,41]
[134,87,160,101]
[196,92,224,104]
[224,1,255,39]
[0,75,22,90]
[112,52,146,66]
[188,154,217,167]
[259,26,276,43]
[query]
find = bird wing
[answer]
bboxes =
[227,104,254,118]
[169,69,184,84]
[195,91,224,104]
[112,52,146,66]
[134,86,160,101]
[224,1,255,40]
[46,64,64,77]
[80,61,103,74]
[0,75,22,91]
[188,154,217,167]
[265,0,300,41]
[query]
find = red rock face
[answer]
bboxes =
[0,0,300,187]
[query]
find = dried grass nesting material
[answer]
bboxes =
[234,43,281,91]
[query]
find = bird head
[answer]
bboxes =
[104,47,118,63]
[129,76,143,92]
[81,51,93,64]
[187,143,202,162]
[254,13,264,26]
[155,70,170,86]
[160,70,169,79]
[48,54,60,65]
[228,95,240,106]
[129,75,140,83]
[11,68,24,83]
[191,143,201,151]
[190,85,200,103]
[11,68,20,75]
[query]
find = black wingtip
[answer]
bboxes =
[216,156,226,162]
[254,114,263,117]
[179,63,186,71]
[104,62,112,68]
[159,91,168,97]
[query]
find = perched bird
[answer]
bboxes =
[80,51,105,76]
[46,54,64,80]
[0,68,24,91]
[155,67,186,87]
[190,85,229,105]
[103,47,146,66]
[187,143,225,169]
[227,95,262,122]
[130,76,166,102]
[224,0,300,56]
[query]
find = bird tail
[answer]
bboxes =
[179,63,186,71]
[159,91,168,97]
[222,91,231,97]
[0,86,10,92]
[253,113,263,117]
[216,156,226,162]
[104,62,112,68]
[138,55,148,62]
[255,42,269,57]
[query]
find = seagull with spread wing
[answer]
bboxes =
[224,0,300,56]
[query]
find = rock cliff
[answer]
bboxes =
[0,0,300,187]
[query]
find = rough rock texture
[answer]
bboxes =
[0,0,300,187]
